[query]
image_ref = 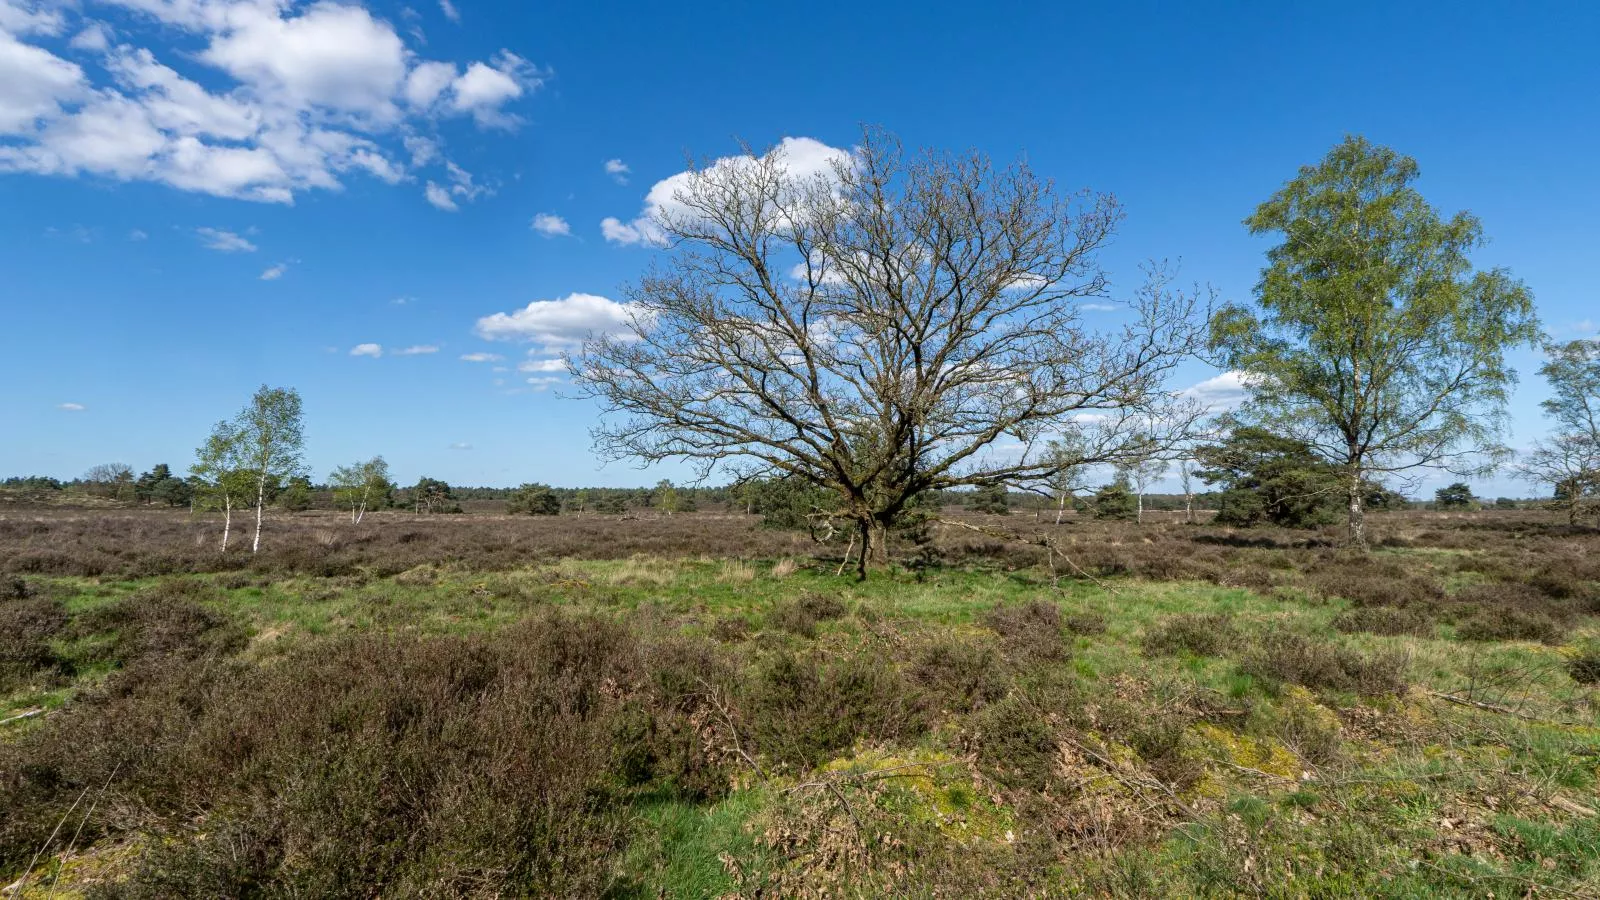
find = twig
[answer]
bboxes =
[835,531,857,578]
[1426,690,1579,727]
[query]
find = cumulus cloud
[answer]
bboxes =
[474,292,637,352]
[1180,370,1260,412]
[0,0,540,203]
[196,226,256,252]
[259,261,287,279]
[603,157,628,184]
[424,180,456,210]
[394,344,438,355]
[459,352,501,362]
[530,212,569,236]
[601,137,850,246]
[518,356,566,373]
[57,401,85,411]
[350,342,383,357]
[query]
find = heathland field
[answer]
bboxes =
[2,507,1599,897]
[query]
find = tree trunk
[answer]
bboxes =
[1055,491,1068,525]
[1136,491,1144,524]
[1347,469,1368,549]
[854,518,891,581]
[253,477,266,554]
[221,495,232,552]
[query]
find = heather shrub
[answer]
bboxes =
[767,592,848,638]
[1456,607,1562,643]
[983,599,1068,664]
[1143,613,1238,657]
[741,644,923,771]
[1331,605,1434,637]
[910,634,1009,713]
[1240,632,1408,696]
[0,594,69,691]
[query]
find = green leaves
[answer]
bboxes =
[1220,136,1540,542]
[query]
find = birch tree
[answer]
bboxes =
[191,421,253,552]
[330,456,391,524]
[228,385,307,553]
[1213,136,1540,548]
[1518,339,1600,523]
[574,129,1207,577]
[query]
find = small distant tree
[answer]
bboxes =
[1213,136,1540,547]
[413,477,454,514]
[149,474,192,508]
[1092,478,1136,520]
[1043,436,1092,525]
[83,463,134,501]
[508,482,561,516]
[572,488,591,516]
[1519,339,1600,526]
[1493,497,1517,510]
[191,421,254,552]
[1177,459,1197,523]
[228,386,307,553]
[1194,426,1343,528]
[1120,438,1168,524]
[655,479,685,515]
[1518,434,1599,525]
[970,483,1010,515]
[135,464,173,504]
[330,457,392,524]
[278,476,314,511]
[1434,482,1476,510]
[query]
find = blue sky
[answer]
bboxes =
[2,0,1596,494]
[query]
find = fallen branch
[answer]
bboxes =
[936,518,1117,594]
[0,709,43,727]
[1426,691,1579,727]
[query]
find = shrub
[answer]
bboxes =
[1567,639,1600,685]
[0,595,69,692]
[983,600,1068,664]
[741,645,922,771]
[1331,606,1433,637]
[910,635,1008,713]
[1143,613,1238,657]
[1063,610,1108,636]
[1240,632,1408,696]
[74,588,245,667]
[1456,607,1562,643]
[767,592,849,638]
[972,696,1058,790]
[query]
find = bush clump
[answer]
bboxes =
[983,600,1068,664]
[742,644,923,771]
[1239,632,1408,696]
[767,592,849,638]
[910,635,1009,713]
[1331,605,1433,637]
[1143,613,1238,657]
[0,594,70,692]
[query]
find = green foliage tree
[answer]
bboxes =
[149,474,192,508]
[507,482,562,516]
[278,475,314,511]
[191,422,254,552]
[1194,426,1344,528]
[135,464,172,504]
[229,386,307,553]
[970,483,1010,515]
[1212,136,1540,547]
[1518,340,1600,525]
[412,477,455,514]
[330,457,392,524]
[1092,478,1137,520]
[1434,482,1476,510]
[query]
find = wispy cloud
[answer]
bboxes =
[350,343,383,358]
[197,227,257,253]
[460,352,503,362]
[394,344,439,355]
[259,262,289,280]
[449,441,472,450]
[604,158,630,184]
[439,0,461,22]
[57,402,85,411]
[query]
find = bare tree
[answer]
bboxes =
[1517,434,1599,525]
[82,463,134,501]
[574,130,1207,577]
[1178,459,1197,523]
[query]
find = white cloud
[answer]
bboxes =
[350,342,383,357]
[518,356,566,373]
[423,180,457,210]
[394,344,438,355]
[0,30,86,135]
[460,352,501,362]
[259,261,287,279]
[438,0,460,23]
[0,0,64,36]
[391,295,413,305]
[474,292,636,351]
[525,376,560,391]
[530,212,569,236]
[602,137,851,246]
[196,226,256,252]
[449,441,472,449]
[604,157,628,184]
[69,22,113,52]
[128,228,147,240]
[57,402,85,411]
[1079,302,1117,312]
[1180,370,1260,412]
[0,0,540,203]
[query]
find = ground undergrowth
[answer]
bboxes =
[2,511,1599,897]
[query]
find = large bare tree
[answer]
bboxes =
[574,130,1207,576]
